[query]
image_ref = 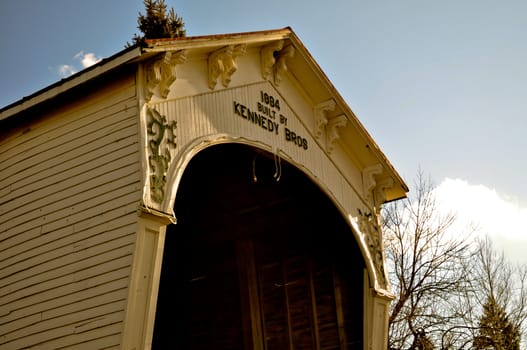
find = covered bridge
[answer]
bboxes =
[0,28,407,349]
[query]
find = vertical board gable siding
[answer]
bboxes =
[0,73,141,349]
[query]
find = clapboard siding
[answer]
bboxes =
[1,267,131,325]
[2,290,127,338]
[1,273,129,327]
[3,310,125,349]
[48,325,124,350]
[2,122,137,206]
[0,71,141,349]
[0,83,137,170]
[0,116,137,210]
[0,157,139,236]
[0,219,137,281]
[0,229,136,299]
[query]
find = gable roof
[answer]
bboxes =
[0,27,408,201]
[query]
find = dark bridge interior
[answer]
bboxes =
[152,144,365,349]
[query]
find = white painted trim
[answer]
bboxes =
[121,213,168,350]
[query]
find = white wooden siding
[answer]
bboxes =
[0,74,141,349]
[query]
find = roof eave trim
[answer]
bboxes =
[143,28,293,53]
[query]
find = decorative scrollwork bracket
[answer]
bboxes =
[357,209,388,289]
[146,108,177,203]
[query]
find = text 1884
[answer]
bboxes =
[260,91,280,111]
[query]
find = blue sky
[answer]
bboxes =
[1,1,526,259]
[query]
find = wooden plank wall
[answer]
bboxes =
[0,73,142,349]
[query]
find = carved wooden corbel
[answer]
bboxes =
[362,164,395,210]
[326,114,347,153]
[261,40,284,80]
[274,45,294,85]
[208,44,247,90]
[362,164,383,203]
[146,50,187,100]
[260,41,295,86]
[374,177,394,209]
[313,99,336,139]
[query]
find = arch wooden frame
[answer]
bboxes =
[122,28,406,350]
[124,139,391,350]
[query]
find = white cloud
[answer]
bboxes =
[74,51,102,68]
[58,64,77,78]
[56,51,102,78]
[433,178,527,263]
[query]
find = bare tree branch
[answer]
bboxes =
[383,171,476,349]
